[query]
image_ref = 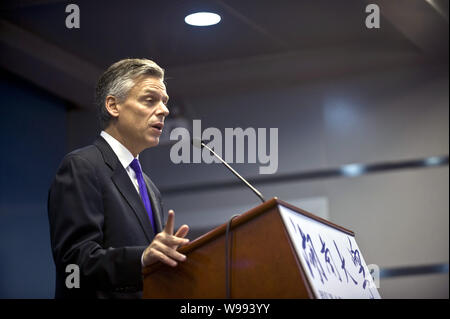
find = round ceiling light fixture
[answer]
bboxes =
[185,12,221,26]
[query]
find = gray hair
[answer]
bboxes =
[95,58,165,130]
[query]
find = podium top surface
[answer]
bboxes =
[188,198,353,250]
[142,197,354,277]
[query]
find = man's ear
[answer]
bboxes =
[105,96,120,118]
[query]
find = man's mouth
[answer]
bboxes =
[151,123,164,132]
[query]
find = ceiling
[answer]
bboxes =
[0,0,448,107]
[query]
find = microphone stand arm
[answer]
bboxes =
[201,142,266,203]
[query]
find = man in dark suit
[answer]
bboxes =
[48,58,189,298]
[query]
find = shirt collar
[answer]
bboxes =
[100,131,138,169]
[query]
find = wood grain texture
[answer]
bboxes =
[142,197,353,298]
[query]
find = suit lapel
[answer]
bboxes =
[111,168,155,241]
[94,137,155,242]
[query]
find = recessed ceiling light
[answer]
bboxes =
[185,12,221,26]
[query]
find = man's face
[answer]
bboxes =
[115,76,169,153]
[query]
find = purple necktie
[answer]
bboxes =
[129,158,156,233]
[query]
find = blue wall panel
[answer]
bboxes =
[0,70,66,298]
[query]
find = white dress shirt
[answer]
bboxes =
[100,131,143,195]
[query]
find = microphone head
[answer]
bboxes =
[191,138,204,149]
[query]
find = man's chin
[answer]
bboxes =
[145,137,160,148]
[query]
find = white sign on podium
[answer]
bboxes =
[279,205,381,299]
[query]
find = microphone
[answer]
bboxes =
[192,138,266,203]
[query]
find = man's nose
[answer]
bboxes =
[156,101,170,117]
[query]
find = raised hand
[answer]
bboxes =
[142,210,190,267]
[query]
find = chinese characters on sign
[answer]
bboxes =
[279,205,381,299]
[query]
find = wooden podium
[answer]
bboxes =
[142,198,380,299]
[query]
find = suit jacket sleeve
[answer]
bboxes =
[48,154,146,291]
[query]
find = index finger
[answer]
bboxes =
[164,209,175,235]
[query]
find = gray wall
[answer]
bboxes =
[67,62,449,298]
